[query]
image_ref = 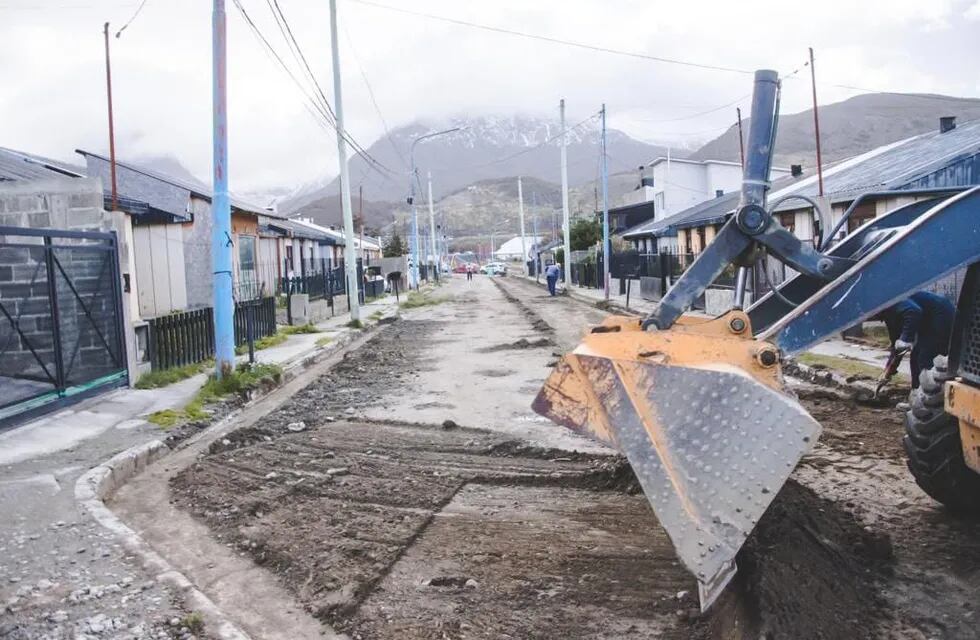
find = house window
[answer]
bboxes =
[778,212,795,233]
[847,202,876,233]
[238,235,258,299]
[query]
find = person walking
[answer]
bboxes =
[545,261,561,296]
[466,263,474,281]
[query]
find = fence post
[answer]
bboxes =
[245,301,255,364]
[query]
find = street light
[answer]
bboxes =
[409,127,460,289]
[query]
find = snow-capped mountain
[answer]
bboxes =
[278,114,673,222]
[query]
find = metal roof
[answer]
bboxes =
[0,147,84,182]
[622,119,980,237]
[622,191,740,239]
[770,118,980,210]
[76,150,280,219]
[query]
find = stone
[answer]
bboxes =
[48,610,69,623]
[465,578,479,589]
[326,467,349,477]
[264,472,279,480]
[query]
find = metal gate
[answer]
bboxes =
[0,227,127,426]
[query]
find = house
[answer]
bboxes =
[494,236,545,261]
[654,117,980,257]
[644,157,790,222]
[78,150,285,316]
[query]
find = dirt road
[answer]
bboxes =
[125,275,979,639]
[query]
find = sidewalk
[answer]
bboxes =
[0,294,398,639]
[519,273,659,315]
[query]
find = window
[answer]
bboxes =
[847,202,876,233]
[778,212,795,233]
[238,235,258,299]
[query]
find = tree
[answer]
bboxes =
[383,230,406,257]
[569,217,601,251]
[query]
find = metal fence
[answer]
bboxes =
[0,226,127,426]
[146,297,276,371]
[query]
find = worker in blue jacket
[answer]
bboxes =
[877,291,955,389]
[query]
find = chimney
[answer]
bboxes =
[639,165,654,188]
[940,116,957,134]
[791,164,803,177]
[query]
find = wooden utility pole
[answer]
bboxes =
[809,47,824,196]
[103,23,118,211]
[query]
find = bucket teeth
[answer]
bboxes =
[533,326,821,611]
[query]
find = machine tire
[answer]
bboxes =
[903,356,980,513]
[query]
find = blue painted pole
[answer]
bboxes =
[212,0,235,377]
[600,104,610,300]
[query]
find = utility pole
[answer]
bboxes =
[211,0,235,376]
[517,177,527,276]
[559,99,571,288]
[427,170,438,277]
[358,184,365,261]
[410,127,459,289]
[809,47,825,197]
[329,0,360,321]
[531,192,540,280]
[736,107,746,170]
[103,23,118,211]
[600,104,610,300]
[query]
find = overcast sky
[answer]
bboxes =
[3,0,979,196]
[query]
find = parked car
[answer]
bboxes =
[482,262,508,276]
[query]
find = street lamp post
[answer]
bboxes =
[410,127,460,289]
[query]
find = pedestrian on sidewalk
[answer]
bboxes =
[875,291,955,389]
[466,263,474,281]
[545,262,561,296]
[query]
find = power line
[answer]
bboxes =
[264,0,395,177]
[341,20,409,170]
[348,0,755,75]
[231,0,395,182]
[114,0,150,37]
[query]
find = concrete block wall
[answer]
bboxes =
[0,177,129,388]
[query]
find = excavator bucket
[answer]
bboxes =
[532,311,821,610]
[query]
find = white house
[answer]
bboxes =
[494,236,544,261]
[647,157,790,223]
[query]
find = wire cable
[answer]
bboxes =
[114,0,149,37]
[348,0,754,75]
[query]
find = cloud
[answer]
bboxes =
[1,0,977,194]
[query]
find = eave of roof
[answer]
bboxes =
[76,149,281,219]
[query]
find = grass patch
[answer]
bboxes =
[346,319,364,330]
[797,352,909,384]
[400,290,449,309]
[315,335,334,347]
[281,323,321,335]
[369,310,384,321]
[147,362,283,429]
[235,331,288,355]
[859,323,892,349]
[134,360,210,389]
[181,612,205,635]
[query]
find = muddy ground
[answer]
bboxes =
[167,276,979,639]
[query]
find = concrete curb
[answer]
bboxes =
[75,441,251,640]
[74,308,400,640]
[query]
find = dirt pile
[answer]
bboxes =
[478,337,555,352]
[687,481,893,640]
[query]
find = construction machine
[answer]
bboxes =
[534,69,980,611]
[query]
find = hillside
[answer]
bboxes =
[691,92,980,166]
